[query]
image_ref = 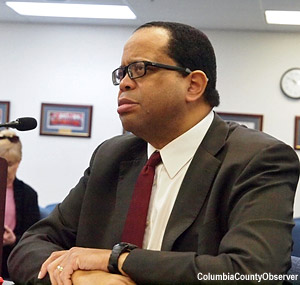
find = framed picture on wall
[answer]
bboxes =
[40,103,93,138]
[217,112,263,131]
[294,116,300,150]
[0,101,10,126]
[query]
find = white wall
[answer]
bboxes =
[1,23,300,216]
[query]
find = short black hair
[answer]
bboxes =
[135,21,220,107]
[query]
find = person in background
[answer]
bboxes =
[8,22,300,284]
[0,129,40,279]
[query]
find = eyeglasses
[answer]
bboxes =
[112,60,192,85]
[0,135,20,143]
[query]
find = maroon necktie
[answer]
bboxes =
[121,151,162,247]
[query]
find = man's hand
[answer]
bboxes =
[72,270,136,285]
[38,247,111,285]
[3,225,16,246]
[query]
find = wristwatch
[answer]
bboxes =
[107,242,138,274]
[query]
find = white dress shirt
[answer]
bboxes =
[143,111,214,250]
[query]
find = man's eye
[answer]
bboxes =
[134,65,144,72]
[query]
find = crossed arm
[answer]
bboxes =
[38,247,134,285]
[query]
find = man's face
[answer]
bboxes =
[117,27,189,141]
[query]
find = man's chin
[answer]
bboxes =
[120,117,135,133]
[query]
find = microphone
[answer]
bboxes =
[0,117,37,131]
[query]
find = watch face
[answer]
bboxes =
[280,68,300,99]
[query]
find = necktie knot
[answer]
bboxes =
[146,151,161,168]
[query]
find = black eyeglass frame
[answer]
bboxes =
[112,61,192,85]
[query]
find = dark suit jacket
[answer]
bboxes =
[2,178,40,279]
[8,114,300,284]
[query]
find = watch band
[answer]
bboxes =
[107,242,138,274]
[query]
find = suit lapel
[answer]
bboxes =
[108,144,147,243]
[161,114,229,250]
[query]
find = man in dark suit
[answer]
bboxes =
[8,22,300,284]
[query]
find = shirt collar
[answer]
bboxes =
[148,110,214,178]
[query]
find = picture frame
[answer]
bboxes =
[294,116,300,150]
[217,112,263,131]
[0,101,10,126]
[40,103,93,138]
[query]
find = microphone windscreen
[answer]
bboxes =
[16,117,37,131]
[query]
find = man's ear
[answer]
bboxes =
[186,71,208,103]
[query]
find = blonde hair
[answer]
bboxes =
[0,129,22,163]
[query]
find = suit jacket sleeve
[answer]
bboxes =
[7,146,101,284]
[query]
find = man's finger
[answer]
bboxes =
[38,251,66,279]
